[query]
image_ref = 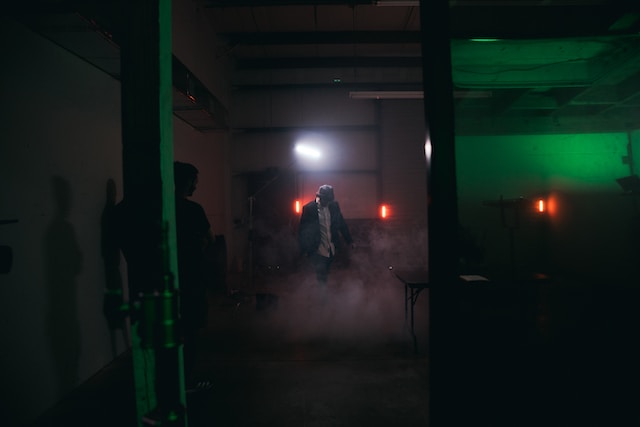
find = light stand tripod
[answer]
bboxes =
[247,170,282,289]
[244,143,320,288]
[483,195,526,281]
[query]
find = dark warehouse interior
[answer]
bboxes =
[2,1,640,426]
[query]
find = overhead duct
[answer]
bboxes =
[172,57,229,132]
[19,11,228,132]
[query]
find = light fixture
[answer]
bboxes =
[294,143,322,159]
[379,204,391,219]
[349,90,493,100]
[375,0,420,6]
[469,38,501,42]
[349,91,423,100]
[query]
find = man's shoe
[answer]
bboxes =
[186,380,213,394]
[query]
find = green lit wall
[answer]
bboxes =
[456,132,640,283]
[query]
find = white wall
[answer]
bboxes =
[174,119,228,236]
[173,0,233,267]
[0,19,126,425]
[229,90,428,223]
[0,3,233,423]
[379,99,428,225]
[172,0,232,107]
[229,88,429,270]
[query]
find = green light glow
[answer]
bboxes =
[456,133,629,202]
[452,38,612,87]
[455,132,635,281]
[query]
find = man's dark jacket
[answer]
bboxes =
[298,199,353,256]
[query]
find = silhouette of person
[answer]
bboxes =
[101,179,128,356]
[173,161,215,392]
[298,184,353,288]
[115,162,214,394]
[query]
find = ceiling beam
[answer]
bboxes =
[203,0,623,6]
[204,0,372,6]
[450,6,640,38]
[219,31,421,45]
[235,56,423,69]
[215,6,638,43]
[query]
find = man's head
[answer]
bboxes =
[316,184,334,207]
[174,161,199,197]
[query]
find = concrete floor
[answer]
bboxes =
[187,267,431,427]
[30,264,640,427]
[32,265,431,427]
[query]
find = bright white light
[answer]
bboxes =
[294,143,322,160]
[424,137,432,163]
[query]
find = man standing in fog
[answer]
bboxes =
[298,184,354,288]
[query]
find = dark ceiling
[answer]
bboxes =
[11,0,640,135]
[202,0,640,135]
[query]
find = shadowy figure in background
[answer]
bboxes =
[298,184,354,293]
[44,175,83,396]
[173,161,215,393]
[101,178,128,357]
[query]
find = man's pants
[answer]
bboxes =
[311,253,333,285]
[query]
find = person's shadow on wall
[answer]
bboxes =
[44,175,83,396]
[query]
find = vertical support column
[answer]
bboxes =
[419,1,460,426]
[120,0,186,426]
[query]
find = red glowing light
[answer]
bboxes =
[294,200,301,214]
[380,204,389,219]
[536,198,545,213]
[547,195,557,216]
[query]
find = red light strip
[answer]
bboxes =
[380,204,388,219]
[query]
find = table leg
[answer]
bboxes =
[404,284,408,324]
[411,288,415,334]
[410,288,424,354]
